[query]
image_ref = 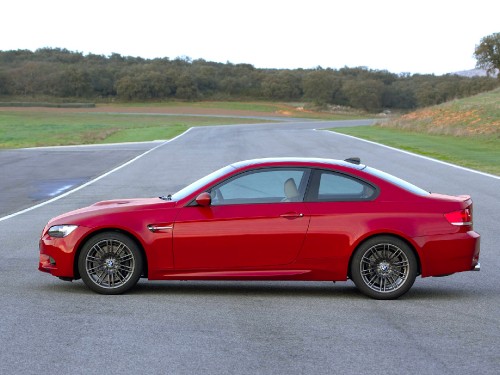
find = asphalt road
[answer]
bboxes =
[0,119,498,375]
[0,142,158,216]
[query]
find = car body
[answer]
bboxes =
[38,157,480,299]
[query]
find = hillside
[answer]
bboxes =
[332,88,500,175]
[453,68,499,78]
[380,88,500,137]
[1,48,498,112]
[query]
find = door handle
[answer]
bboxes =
[280,212,304,219]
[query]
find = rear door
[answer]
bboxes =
[301,169,378,264]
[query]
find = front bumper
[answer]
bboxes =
[38,225,91,278]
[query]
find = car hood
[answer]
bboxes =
[48,198,177,226]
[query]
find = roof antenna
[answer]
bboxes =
[344,157,361,165]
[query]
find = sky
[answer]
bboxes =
[1,0,499,75]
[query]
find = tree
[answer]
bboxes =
[57,66,92,97]
[261,72,302,100]
[116,71,174,100]
[474,32,500,77]
[303,70,342,106]
[0,69,10,94]
[342,79,384,112]
[174,73,199,100]
[383,80,416,109]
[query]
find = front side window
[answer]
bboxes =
[307,170,376,201]
[210,168,308,205]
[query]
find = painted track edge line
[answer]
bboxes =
[322,129,500,180]
[20,139,167,150]
[0,128,194,222]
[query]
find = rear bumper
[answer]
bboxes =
[416,230,480,277]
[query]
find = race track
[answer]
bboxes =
[0,119,498,375]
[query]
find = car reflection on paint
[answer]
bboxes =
[38,157,480,299]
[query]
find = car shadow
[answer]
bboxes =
[42,279,363,299]
[133,280,364,299]
[39,279,483,301]
[404,285,483,300]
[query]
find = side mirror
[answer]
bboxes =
[195,192,212,207]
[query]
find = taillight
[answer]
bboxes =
[445,208,472,226]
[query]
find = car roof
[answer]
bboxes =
[230,157,366,171]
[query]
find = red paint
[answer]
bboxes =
[38,158,480,289]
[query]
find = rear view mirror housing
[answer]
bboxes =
[195,192,212,206]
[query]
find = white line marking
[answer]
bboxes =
[20,139,167,150]
[324,130,500,180]
[0,128,193,222]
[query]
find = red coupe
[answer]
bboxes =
[38,158,480,299]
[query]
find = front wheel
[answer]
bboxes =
[350,236,417,300]
[78,232,143,295]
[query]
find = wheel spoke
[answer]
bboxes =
[361,269,374,277]
[87,264,102,274]
[115,243,127,256]
[95,270,108,286]
[119,254,134,262]
[392,269,407,278]
[91,243,105,257]
[386,275,397,290]
[116,264,133,272]
[388,248,402,260]
[369,250,382,262]
[366,273,380,289]
[114,271,126,284]
[392,260,409,267]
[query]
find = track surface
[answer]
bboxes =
[0,119,498,374]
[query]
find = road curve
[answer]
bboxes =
[0,119,498,375]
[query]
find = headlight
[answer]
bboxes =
[48,225,78,238]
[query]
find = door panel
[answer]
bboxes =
[173,203,309,269]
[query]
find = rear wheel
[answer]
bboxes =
[78,232,143,295]
[350,236,417,300]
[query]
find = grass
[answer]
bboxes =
[96,100,366,120]
[0,100,367,148]
[0,111,271,148]
[382,89,500,137]
[331,88,500,175]
[332,126,499,175]
[110,101,282,112]
[3,94,498,176]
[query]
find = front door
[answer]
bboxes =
[173,168,310,269]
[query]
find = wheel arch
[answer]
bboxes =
[73,227,148,280]
[347,233,422,278]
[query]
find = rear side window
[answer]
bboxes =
[364,166,430,196]
[306,170,376,201]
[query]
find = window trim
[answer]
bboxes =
[304,168,379,202]
[189,167,312,206]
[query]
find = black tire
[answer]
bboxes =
[78,232,143,295]
[350,236,417,300]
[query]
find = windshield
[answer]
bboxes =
[170,165,235,201]
[364,166,430,196]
